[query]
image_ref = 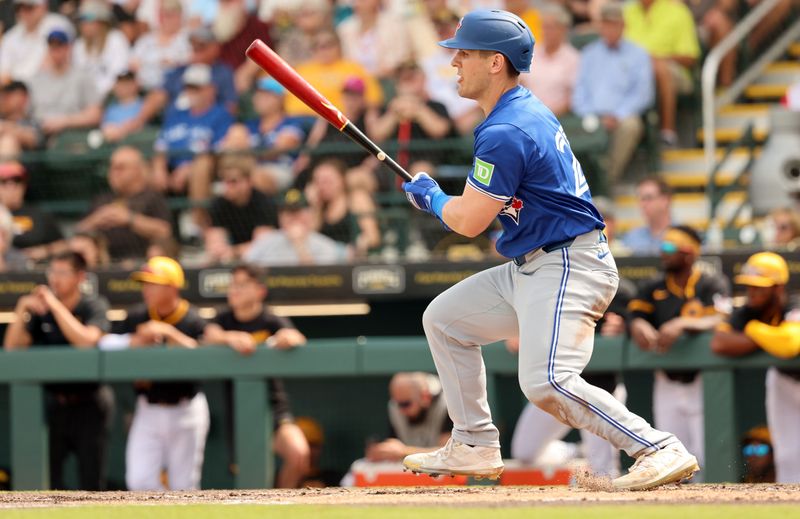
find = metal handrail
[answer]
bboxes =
[701,0,800,175]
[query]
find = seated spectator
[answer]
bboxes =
[0,204,27,271]
[420,11,484,136]
[275,0,332,67]
[3,251,113,490]
[505,0,544,42]
[370,62,454,173]
[341,372,451,485]
[711,252,799,483]
[623,0,700,146]
[244,189,348,266]
[204,264,311,487]
[286,30,383,118]
[100,257,209,491]
[213,0,273,93]
[205,154,278,264]
[0,80,42,157]
[572,2,654,183]
[628,225,730,476]
[0,162,64,261]
[101,72,144,142]
[29,29,103,139]
[222,78,307,194]
[152,64,233,225]
[73,0,132,99]
[68,231,110,270]
[78,146,173,262]
[0,0,73,84]
[766,207,800,251]
[129,0,191,92]
[305,159,381,257]
[619,176,673,256]
[521,3,579,117]
[689,0,735,87]
[299,77,381,192]
[336,0,411,80]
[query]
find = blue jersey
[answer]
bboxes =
[155,104,233,169]
[466,86,604,258]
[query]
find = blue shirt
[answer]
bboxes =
[162,62,237,113]
[467,86,604,258]
[572,39,654,119]
[620,225,668,256]
[245,117,307,164]
[102,98,143,126]
[155,104,233,169]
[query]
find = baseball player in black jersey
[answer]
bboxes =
[204,264,310,488]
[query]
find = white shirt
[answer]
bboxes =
[0,13,74,82]
[130,30,191,91]
[73,29,132,98]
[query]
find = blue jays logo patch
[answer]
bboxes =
[499,196,524,224]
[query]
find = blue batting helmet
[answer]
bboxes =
[439,9,535,73]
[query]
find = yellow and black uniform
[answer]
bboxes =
[629,267,729,381]
[121,300,207,403]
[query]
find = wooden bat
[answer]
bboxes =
[245,39,413,182]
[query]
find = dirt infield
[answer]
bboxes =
[1,484,799,509]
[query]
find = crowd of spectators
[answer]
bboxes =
[0,0,796,270]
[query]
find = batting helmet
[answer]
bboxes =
[439,9,535,73]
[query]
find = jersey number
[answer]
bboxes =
[555,126,589,197]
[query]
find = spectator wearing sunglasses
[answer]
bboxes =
[628,225,730,480]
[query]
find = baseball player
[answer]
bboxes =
[400,9,698,490]
[711,252,800,482]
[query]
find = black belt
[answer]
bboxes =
[513,237,575,266]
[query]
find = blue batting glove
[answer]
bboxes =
[402,172,451,221]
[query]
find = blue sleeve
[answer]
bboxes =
[162,66,183,101]
[215,65,238,112]
[614,44,654,119]
[571,46,594,117]
[211,109,234,147]
[466,124,526,202]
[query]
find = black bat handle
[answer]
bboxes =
[341,122,413,182]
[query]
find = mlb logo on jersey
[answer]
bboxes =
[500,196,524,224]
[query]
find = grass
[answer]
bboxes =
[2,505,799,519]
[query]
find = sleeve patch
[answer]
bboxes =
[473,157,495,187]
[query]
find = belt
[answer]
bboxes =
[513,237,576,266]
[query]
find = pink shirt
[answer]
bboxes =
[521,44,580,115]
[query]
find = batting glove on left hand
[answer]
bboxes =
[402,172,451,221]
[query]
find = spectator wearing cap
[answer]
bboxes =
[0,80,42,156]
[420,11,484,135]
[0,204,27,271]
[128,26,237,140]
[4,250,114,490]
[99,256,210,490]
[152,63,233,225]
[73,0,132,99]
[623,0,700,146]
[77,146,173,262]
[299,76,381,192]
[222,77,307,194]
[286,30,383,118]
[336,0,411,79]
[572,2,654,183]
[520,2,580,117]
[370,62,454,172]
[212,0,274,93]
[244,189,349,266]
[28,29,103,137]
[0,161,64,260]
[0,0,73,84]
[129,0,191,92]
[204,154,278,264]
[101,72,145,141]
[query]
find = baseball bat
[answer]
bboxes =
[245,39,413,182]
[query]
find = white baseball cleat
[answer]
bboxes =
[612,443,700,491]
[402,438,504,479]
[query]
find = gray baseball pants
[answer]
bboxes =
[422,229,677,458]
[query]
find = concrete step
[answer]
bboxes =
[615,191,750,232]
[658,148,760,187]
[696,104,770,143]
[753,62,800,85]
[744,84,788,100]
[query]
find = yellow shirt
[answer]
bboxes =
[520,8,543,45]
[285,59,384,116]
[623,0,700,60]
